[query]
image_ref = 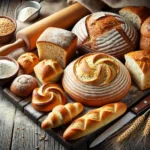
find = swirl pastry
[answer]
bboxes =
[32,83,66,112]
[62,53,131,106]
[72,12,138,58]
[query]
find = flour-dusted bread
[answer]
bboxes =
[140,17,150,51]
[119,6,150,30]
[72,12,138,58]
[125,50,150,90]
[34,59,63,84]
[62,53,131,106]
[36,27,77,68]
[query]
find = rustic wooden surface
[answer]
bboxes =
[0,0,150,150]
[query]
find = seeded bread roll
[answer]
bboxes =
[17,52,39,74]
[36,27,77,68]
[34,59,63,84]
[10,75,38,97]
[62,53,131,106]
[72,12,138,58]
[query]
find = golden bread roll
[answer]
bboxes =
[62,53,131,106]
[10,74,38,97]
[72,12,138,58]
[32,82,66,112]
[17,52,39,74]
[42,102,84,129]
[63,102,127,140]
[34,59,63,84]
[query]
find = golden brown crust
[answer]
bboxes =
[32,82,66,112]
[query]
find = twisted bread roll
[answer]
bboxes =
[32,83,66,112]
[42,102,84,129]
[62,53,131,106]
[63,102,127,140]
[72,12,138,58]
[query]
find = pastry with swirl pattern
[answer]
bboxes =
[62,53,131,106]
[32,83,66,112]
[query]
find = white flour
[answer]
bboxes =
[0,60,17,78]
[17,7,38,22]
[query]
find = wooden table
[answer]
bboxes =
[0,0,149,150]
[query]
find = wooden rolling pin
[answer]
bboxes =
[0,3,90,56]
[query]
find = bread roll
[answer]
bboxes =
[140,17,150,50]
[17,52,39,74]
[63,102,127,140]
[125,50,150,90]
[72,12,138,58]
[119,6,150,30]
[42,102,84,129]
[10,75,38,97]
[36,27,77,68]
[62,53,131,106]
[32,82,66,112]
[34,59,63,84]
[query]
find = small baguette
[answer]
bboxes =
[63,102,127,140]
[42,103,84,129]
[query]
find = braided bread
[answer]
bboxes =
[42,102,84,129]
[63,102,127,140]
[32,83,66,112]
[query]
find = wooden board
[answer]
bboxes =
[3,82,150,150]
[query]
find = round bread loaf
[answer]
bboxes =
[10,75,38,97]
[62,53,131,106]
[32,82,66,112]
[72,12,138,58]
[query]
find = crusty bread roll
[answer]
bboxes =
[62,53,131,106]
[119,6,150,30]
[140,17,150,51]
[10,75,38,97]
[125,50,150,90]
[72,12,138,58]
[36,27,77,68]
[34,59,63,84]
[63,102,127,140]
[17,52,39,74]
[42,102,84,129]
[32,82,66,112]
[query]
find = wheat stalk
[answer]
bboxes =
[143,115,150,137]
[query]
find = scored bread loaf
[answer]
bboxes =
[72,12,138,58]
[119,6,150,30]
[140,17,150,51]
[36,27,77,68]
[42,102,84,129]
[62,53,131,106]
[125,50,150,90]
[34,59,63,84]
[32,82,66,112]
[63,102,127,140]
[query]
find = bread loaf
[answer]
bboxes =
[63,102,127,140]
[32,82,66,112]
[125,50,150,90]
[36,27,77,68]
[140,17,150,51]
[42,102,84,129]
[119,6,150,30]
[10,75,38,97]
[62,53,131,106]
[17,52,39,74]
[34,59,63,84]
[72,12,138,58]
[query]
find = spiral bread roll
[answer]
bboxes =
[42,103,84,129]
[63,102,127,140]
[32,83,66,112]
[62,53,131,106]
[72,12,138,58]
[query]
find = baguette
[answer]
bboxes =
[63,102,127,140]
[42,102,84,129]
